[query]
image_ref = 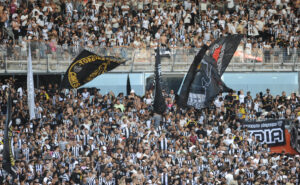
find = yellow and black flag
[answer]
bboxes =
[61,50,126,89]
[3,90,17,178]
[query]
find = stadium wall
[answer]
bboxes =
[0,72,298,97]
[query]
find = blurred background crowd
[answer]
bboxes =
[0,0,299,51]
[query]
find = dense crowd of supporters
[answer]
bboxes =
[0,77,299,185]
[0,0,299,52]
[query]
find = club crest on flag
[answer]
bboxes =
[61,50,126,89]
[177,35,243,109]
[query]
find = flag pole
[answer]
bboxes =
[27,42,36,120]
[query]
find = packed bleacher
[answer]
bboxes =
[0,0,300,185]
[0,77,300,184]
[0,0,299,51]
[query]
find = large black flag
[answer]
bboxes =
[177,45,208,108]
[61,50,126,89]
[3,90,17,177]
[126,74,131,96]
[178,35,242,109]
[186,60,231,109]
[207,34,243,75]
[153,48,167,114]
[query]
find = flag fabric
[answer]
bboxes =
[61,50,126,89]
[126,74,131,96]
[207,34,243,75]
[242,120,286,146]
[178,35,242,109]
[27,43,35,120]
[153,48,167,115]
[3,90,17,177]
[186,61,231,109]
[177,45,208,108]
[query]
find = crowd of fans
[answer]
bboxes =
[0,77,299,185]
[0,0,300,184]
[0,0,299,54]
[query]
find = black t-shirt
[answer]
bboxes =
[111,123,119,130]
[266,96,273,104]
[70,171,81,184]
[225,95,233,103]
[279,96,286,104]
[263,95,273,111]
[196,128,207,138]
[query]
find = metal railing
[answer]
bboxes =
[0,42,299,74]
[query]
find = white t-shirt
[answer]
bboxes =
[21,15,28,26]
[184,1,192,10]
[36,19,45,27]
[155,32,160,40]
[214,99,223,108]
[21,40,27,52]
[144,98,152,105]
[142,19,149,29]
[203,32,211,41]
[82,92,90,99]
[259,9,265,18]
[218,19,226,29]
[137,2,143,10]
[223,138,234,146]
[112,18,119,29]
[245,42,252,52]
[184,14,191,24]
[228,23,236,34]
[2,84,8,90]
[256,20,264,31]
[106,30,113,39]
[262,158,268,165]
[225,173,234,184]
[227,0,234,9]
[253,158,260,165]
[17,87,23,97]
[179,119,186,128]
[239,94,245,104]
[66,2,73,14]
[206,129,212,136]
[42,6,53,12]
[121,4,129,15]
[268,9,277,16]
[275,0,282,6]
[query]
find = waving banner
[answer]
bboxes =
[126,74,131,96]
[177,45,208,108]
[242,120,286,146]
[153,48,167,115]
[61,50,126,89]
[3,90,17,177]
[178,35,243,109]
[186,60,231,109]
[208,34,243,75]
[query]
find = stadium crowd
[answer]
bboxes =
[0,0,299,52]
[0,77,300,185]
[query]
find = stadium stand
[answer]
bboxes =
[0,0,299,48]
[0,0,298,74]
[0,0,300,185]
[0,77,300,184]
